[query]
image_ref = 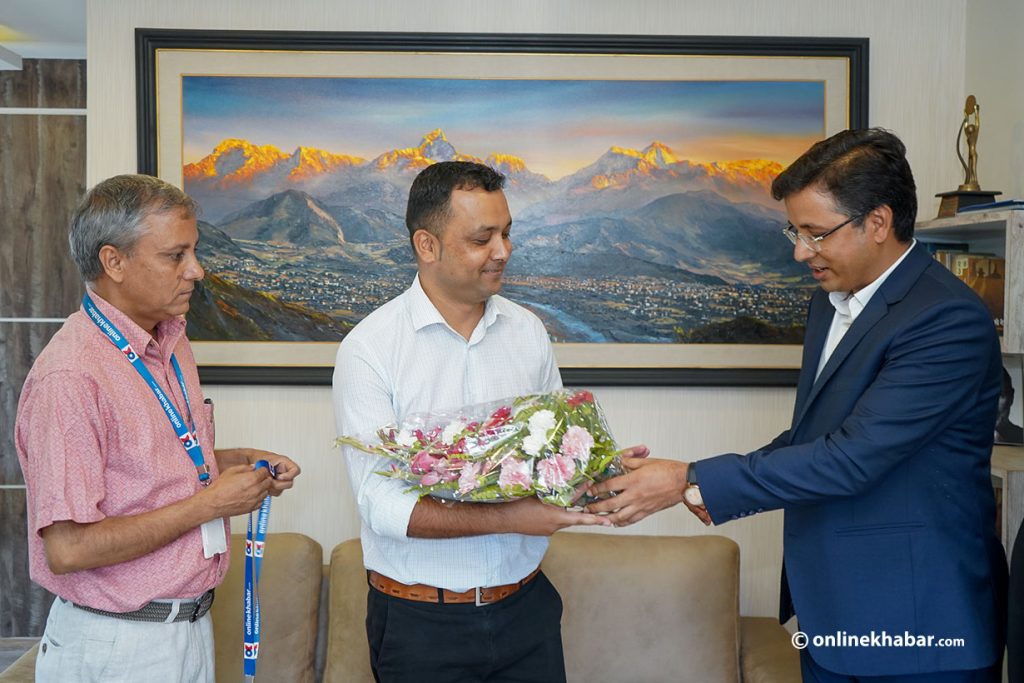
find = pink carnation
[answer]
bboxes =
[458,461,483,495]
[438,458,462,482]
[560,426,594,464]
[419,471,441,486]
[498,457,533,492]
[536,454,576,490]
[410,450,441,474]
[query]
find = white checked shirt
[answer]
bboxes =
[815,240,916,379]
[333,275,561,591]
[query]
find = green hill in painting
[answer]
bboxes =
[187,272,350,341]
[675,315,804,344]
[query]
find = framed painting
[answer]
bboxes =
[136,29,868,386]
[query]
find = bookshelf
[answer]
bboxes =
[916,208,1023,354]
[917,209,1024,558]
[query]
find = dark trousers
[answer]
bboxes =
[366,571,566,683]
[1009,520,1024,683]
[800,649,1001,683]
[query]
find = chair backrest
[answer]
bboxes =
[544,532,741,683]
[323,532,742,683]
[211,532,323,683]
[323,539,375,683]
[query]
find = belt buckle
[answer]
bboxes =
[190,589,213,622]
[474,586,484,607]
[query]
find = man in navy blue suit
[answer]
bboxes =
[589,128,1006,681]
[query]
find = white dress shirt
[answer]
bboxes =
[815,239,916,379]
[333,275,562,591]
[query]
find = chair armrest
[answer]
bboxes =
[739,617,800,683]
[0,643,38,682]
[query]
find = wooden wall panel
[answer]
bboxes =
[0,323,64,486]
[0,58,85,638]
[0,488,54,638]
[0,114,85,318]
[0,59,85,109]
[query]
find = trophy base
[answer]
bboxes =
[935,190,1002,218]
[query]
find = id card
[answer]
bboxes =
[201,519,228,558]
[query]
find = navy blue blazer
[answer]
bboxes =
[698,243,1006,676]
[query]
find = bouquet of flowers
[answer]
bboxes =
[337,390,622,507]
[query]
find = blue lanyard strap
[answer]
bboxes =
[244,460,275,681]
[82,293,210,485]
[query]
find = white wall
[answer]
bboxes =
[86,0,969,619]
[966,0,1024,200]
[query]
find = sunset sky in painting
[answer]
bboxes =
[183,76,825,179]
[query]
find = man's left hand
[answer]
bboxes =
[234,448,300,496]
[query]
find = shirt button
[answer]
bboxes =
[42,643,47,654]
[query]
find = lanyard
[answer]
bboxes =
[244,460,275,682]
[82,294,210,484]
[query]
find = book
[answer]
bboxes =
[920,240,969,255]
[952,254,1005,331]
[957,199,1024,213]
[929,244,969,271]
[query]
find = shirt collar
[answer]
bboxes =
[828,239,916,321]
[84,289,187,357]
[406,274,505,337]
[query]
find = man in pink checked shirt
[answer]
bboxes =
[15,174,300,683]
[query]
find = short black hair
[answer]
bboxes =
[771,128,917,242]
[405,161,506,244]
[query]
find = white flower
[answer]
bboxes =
[396,429,417,447]
[527,410,556,438]
[522,432,548,457]
[442,420,467,445]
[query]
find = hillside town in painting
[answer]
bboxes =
[181,77,823,344]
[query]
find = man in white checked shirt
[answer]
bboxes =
[333,161,613,683]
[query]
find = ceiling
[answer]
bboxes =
[0,0,86,69]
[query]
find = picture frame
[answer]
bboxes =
[135,29,868,386]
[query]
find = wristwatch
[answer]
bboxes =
[683,463,704,507]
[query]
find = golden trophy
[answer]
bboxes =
[936,95,1001,217]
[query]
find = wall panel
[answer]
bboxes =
[0,58,86,637]
[0,113,85,318]
[0,59,85,109]
[0,322,65,486]
[0,488,54,637]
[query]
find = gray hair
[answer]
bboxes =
[69,174,198,282]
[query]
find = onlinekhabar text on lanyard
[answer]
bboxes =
[83,293,209,482]
[84,293,273,681]
[245,460,275,682]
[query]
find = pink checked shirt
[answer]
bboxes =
[15,292,228,612]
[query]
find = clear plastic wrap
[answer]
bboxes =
[337,390,622,506]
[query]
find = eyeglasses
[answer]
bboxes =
[782,214,863,253]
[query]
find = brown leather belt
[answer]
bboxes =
[368,568,541,606]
